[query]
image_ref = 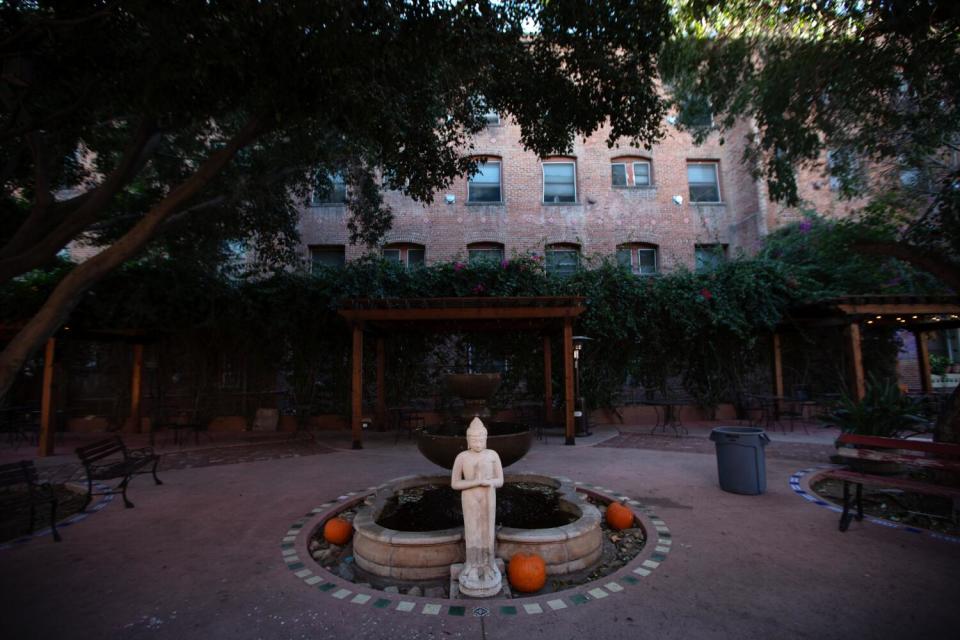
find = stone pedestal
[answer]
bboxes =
[449,560,511,599]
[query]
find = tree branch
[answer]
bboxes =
[851,241,960,291]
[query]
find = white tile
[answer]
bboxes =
[642,560,661,569]
[282,536,296,543]
[305,576,323,585]
[286,529,300,536]
[396,601,416,612]
[546,599,568,610]
[656,545,670,553]
[284,556,300,564]
[604,582,624,593]
[351,594,372,605]
[281,548,297,556]
[522,603,543,614]
[294,569,312,578]
[332,589,352,600]
[633,567,651,577]
[422,604,442,615]
[658,538,672,546]
[588,588,609,599]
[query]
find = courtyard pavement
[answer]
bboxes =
[1,422,958,639]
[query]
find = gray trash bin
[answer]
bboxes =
[709,427,771,495]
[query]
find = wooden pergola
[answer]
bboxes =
[779,295,960,400]
[0,324,164,457]
[337,296,586,449]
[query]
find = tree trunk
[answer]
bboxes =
[0,117,262,401]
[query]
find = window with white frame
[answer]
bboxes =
[483,110,500,126]
[687,162,721,203]
[616,244,658,275]
[311,172,347,205]
[467,242,505,264]
[611,160,652,187]
[467,160,502,203]
[542,161,576,203]
[310,245,346,273]
[383,243,425,269]
[695,244,727,272]
[545,244,580,277]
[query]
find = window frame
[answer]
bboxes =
[383,243,425,269]
[611,158,652,188]
[483,110,501,126]
[545,244,581,278]
[467,242,505,264]
[617,244,658,276]
[542,160,577,204]
[309,245,346,273]
[467,159,503,204]
[310,171,348,206]
[686,161,722,204]
[694,244,727,272]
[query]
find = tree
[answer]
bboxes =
[660,0,960,439]
[0,0,674,399]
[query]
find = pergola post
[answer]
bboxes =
[127,342,144,433]
[771,332,784,414]
[563,318,575,445]
[543,335,553,425]
[845,322,866,401]
[351,323,364,449]
[376,336,386,430]
[38,337,56,457]
[915,331,932,394]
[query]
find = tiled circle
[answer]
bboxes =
[0,481,114,551]
[791,466,960,545]
[280,478,672,617]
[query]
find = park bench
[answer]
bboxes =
[0,460,61,542]
[75,436,163,510]
[823,434,960,532]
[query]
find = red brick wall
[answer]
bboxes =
[298,116,768,271]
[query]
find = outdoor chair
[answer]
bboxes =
[0,460,61,542]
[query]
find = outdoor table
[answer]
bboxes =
[641,400,688,437]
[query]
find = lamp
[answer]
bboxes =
[572,336,593,438]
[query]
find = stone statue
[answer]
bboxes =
[450,417,504,597]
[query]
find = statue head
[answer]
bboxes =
[466,417,487,452]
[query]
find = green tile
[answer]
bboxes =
[280,543,294,549]
[373,598,391,609]
[290,523,303,529]
[651,552,667,562]
[570,594,589,605]
[317,583,337,592]
[622,576,640,584]
[287,562,304,571]
[499,606,518,616]
[658,531,671,538]
[448,606,466,617]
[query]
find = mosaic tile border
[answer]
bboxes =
[281,476,672,617]
[0,481,114,551]
[791,466,960,545]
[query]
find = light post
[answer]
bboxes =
[572,336,593,437]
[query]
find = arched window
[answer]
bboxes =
[545,243,580,277]
[383,243,425,269]
[467,242,505,264]
[617,243,658,276]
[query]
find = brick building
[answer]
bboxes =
[299,115,778,275]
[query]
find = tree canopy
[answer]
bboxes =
[0,0,673,398]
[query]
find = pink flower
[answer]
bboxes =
[453,262,465,271]
[700,287,713,301]
[472,283,486,294]
[501,259,510,268]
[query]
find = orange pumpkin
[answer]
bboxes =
[605,502,634,530]
[323,517,353,545]
[508,553,547,593]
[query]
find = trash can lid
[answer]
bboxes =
[709,426,770,444]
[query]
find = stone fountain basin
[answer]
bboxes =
[445,373,501,400]
[351,474,603,581]
[416,421,532,470]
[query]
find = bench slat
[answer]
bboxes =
[821,469,960,499]
[836,434,960,458]
[834,447,960,472]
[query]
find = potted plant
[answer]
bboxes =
[819,376,929,473]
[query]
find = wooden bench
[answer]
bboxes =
[824,434,960,532]
[75,436,163,509]
[0,460,61,542]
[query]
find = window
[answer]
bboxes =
[687,162,721,203]
[468,160,502,203]
[695,244,727,272]
[310,245,345,273]
[545,244,580,277]
[468,243,505,264]
[827,148,866,193]
[542,161,576,203]
[383,243,425,269]
[678,94,713,128]
[611,160,651,187]
[311,172,347,205]
[617,244,658,275]
[483,110,500,126]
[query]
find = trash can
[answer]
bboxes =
[709,427,771,495]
